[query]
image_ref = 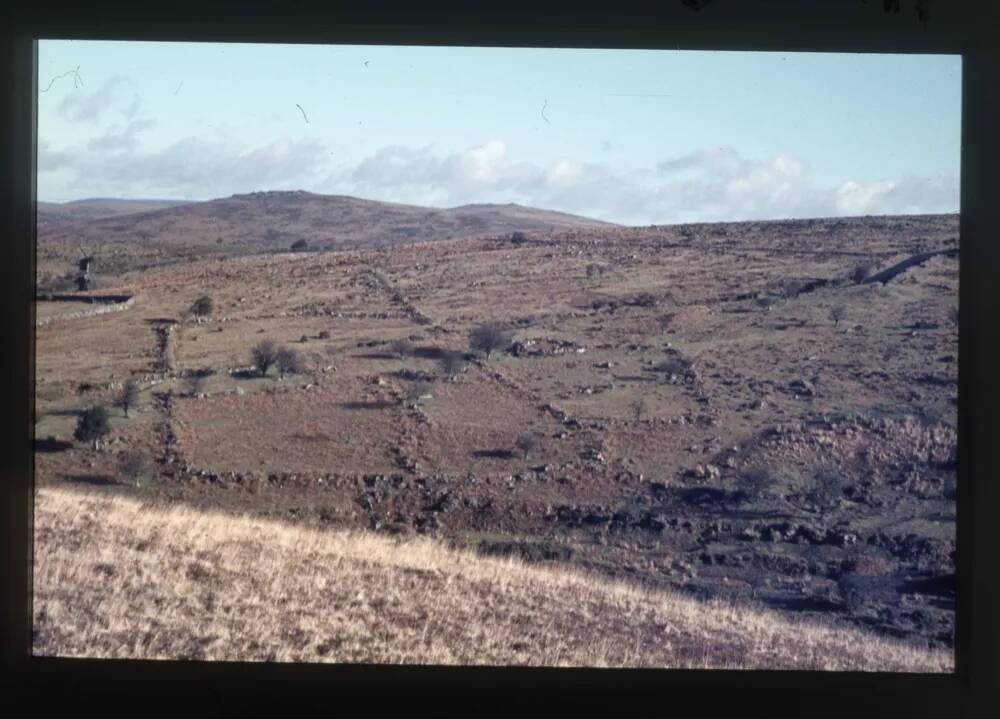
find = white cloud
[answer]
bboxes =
[42,128,330,201]
[41,116,959,222]
[834,176,958,216]
[57,76,141,124]
[333,141,959,224]
[85,117,156,154]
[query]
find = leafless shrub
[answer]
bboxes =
[404,380,432,407]
[740,465,780,502]
[515,434,538,460]
[655,356,693,380]
[251,340,279,377]
[469,324,512,359]
[276,346,305,378]
[630,398,648,422]
[439,350,467,379]
[829,305,847,326]
[118,451,154,488]
[586,263,604,280]
[807,467,845,521]
[115,381,140,418]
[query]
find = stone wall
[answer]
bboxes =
[36,294,136,326]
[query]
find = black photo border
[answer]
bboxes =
[2,1,997,717]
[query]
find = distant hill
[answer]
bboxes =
[37,198,194,230]
[36,190,617,252]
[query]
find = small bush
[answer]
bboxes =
[656,356,692,378]
[290,239,309,252]
[404,379,432,407]
[469,324,512,359]
[948,305,959,327]
[439,350,467,379]
[276,346,305,378]
[777,280,803,299]
[807,467,845,521]
[190,295,214,317]
[251,340,279,377]
[118,451,154,488]
[115,381,140,418]
[515,434,538,460]
[74,406,110,449]
[585,263,604,280]
[829,305,847,326]
[630,398,647,422]
[740,465,780,502]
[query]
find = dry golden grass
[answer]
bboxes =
[32,486,951,671]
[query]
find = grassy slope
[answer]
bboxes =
[32,486,951,671]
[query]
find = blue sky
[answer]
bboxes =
[37,41,961,225]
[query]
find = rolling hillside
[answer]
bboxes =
[37,198,194,230]
[37,191,617,253]
[32,486,951,670]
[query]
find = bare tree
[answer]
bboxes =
[404,379,431,408]
[829,305,847,327]
[515,433,538,460]
[631,397,647,422]
[119,450,154,488]
[276,346,305,378]
[115,381,140,418]
[469,323,512,359]
[251,340,279,377]
[439,350,467,380]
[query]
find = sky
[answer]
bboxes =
[37,41,961,225]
